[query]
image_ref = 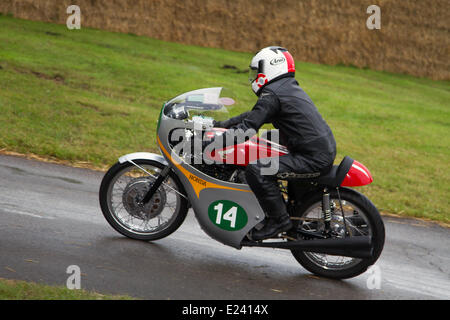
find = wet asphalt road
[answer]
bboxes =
[0,154,449,300]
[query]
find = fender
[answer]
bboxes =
[341,160,373,187]
[118,152,189,203]
[118,152,168,166]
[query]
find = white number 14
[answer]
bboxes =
[214,203,237,228]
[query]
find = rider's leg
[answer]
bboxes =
[245,154,315,240]
[246,152,336,240]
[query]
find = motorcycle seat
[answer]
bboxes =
[277,156,354,187]
[316,156,354,187]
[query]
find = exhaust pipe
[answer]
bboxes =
[242,236,373,259]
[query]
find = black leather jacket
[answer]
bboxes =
[216,75,337,169]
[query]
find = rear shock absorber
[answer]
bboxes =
[322,188,332,234]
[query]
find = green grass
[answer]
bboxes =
[0,278,134,300]
[0,16,449,224]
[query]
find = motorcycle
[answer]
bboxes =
[99,87,385,279]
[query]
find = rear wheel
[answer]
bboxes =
[99,159,189,241]
[290,188,385,279]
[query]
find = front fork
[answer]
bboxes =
[140,165,171,204]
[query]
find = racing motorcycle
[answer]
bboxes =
[99,87,385,279]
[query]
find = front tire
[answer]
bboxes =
[290,187,385,279]
[99,159,189,241]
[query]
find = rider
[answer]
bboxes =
[214,46,337,241]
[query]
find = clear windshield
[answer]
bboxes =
[163,87,234,123]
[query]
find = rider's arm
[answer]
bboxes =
[214,91,280,130]
[234,91,280,132]
[214,111,251,128]
[216,91,280,147]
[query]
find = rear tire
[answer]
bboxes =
[99,159,189,241]
[290,187,385,279]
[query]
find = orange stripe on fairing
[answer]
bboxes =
[157,136,250,198]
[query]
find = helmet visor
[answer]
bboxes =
[248,67,258,83]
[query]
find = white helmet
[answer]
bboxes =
[248,46,295,95]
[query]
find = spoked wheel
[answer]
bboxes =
[290,188,385,279]
[99,159,188,241]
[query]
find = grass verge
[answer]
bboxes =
[0,16,449,223]
[0,278,134,300]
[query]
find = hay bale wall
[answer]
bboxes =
[1,0,448,80]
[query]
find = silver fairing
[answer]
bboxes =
[157,88,265,249]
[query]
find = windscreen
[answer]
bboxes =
[163,87,234,123]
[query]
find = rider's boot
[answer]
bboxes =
[252,213,293,241]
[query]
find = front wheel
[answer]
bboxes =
[290,188,385,279]
[99,159,189,241]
